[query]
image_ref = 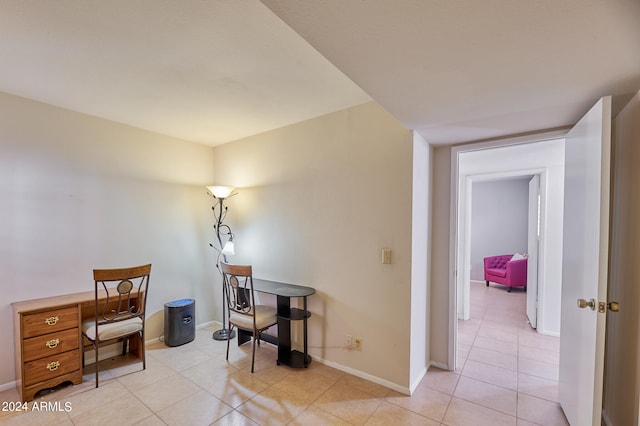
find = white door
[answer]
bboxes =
[558,97,612,425]
[526,175,539,328]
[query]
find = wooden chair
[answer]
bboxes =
[81,264,151,387]
[220,262,277,373]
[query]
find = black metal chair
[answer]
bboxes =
[220,262,277,373]
[81,264,151,387]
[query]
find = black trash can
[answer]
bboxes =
[164,298,195,347]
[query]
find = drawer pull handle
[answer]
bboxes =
[44,316,59,326]
[45,338,60,349]
[46,361,60,371]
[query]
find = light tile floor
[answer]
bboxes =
[0,282,568,425]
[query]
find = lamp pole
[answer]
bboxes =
[207,186,236,341]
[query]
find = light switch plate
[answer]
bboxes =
[382,248,392,264]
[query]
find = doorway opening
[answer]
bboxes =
[461,173,539,323]
[449,135,565,370]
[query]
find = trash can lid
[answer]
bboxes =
[165,298,194,308]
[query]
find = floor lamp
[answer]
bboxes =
[206,185,237,341]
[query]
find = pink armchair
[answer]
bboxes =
[484,254,527,292]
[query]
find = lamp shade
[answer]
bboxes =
[221,240,235,256]
[206,185,235,199]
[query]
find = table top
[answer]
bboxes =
[253,278,316,297]
[12,288,144,313]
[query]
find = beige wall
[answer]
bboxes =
[0,92,217,388]
[1,94,421,392]
[212,102,415,390]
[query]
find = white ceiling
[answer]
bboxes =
[0,1,370,146]
[262,0,640,144]
[1,1,639,147]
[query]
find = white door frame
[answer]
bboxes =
[526,174,541,328]
[448,130,566,369]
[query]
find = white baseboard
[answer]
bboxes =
[1,355,414,399]
[536,328,560,338]
[148,336,162,345]
[2,320,418,399]
[429,360,450,370]
[197,320,220,329]
[203,318,414,396]
[154,320,222,344]
[206,318,414,396]
[83,343,128,365]
[8,322,410,396]
[312,356,411,396]
[0,380,17,393]
[409,367,427,394]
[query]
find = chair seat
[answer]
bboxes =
[486,268,507,278]
[229,305,277,331]
[82,317,143,341]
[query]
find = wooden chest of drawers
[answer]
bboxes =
[13,300,83,402]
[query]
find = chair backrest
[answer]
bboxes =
[220,262,256,319]
[484,254,513,270]
[93,264,151,325]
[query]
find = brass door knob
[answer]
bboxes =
[608,301,620,312]
[577,298,596,310]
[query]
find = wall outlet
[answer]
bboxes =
[353,336,363,351]
[345,335,353,348]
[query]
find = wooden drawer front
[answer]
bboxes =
[22,306,78,338]
[23,349,79,387]
[23,328,79,363]
[23,369,82,403]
